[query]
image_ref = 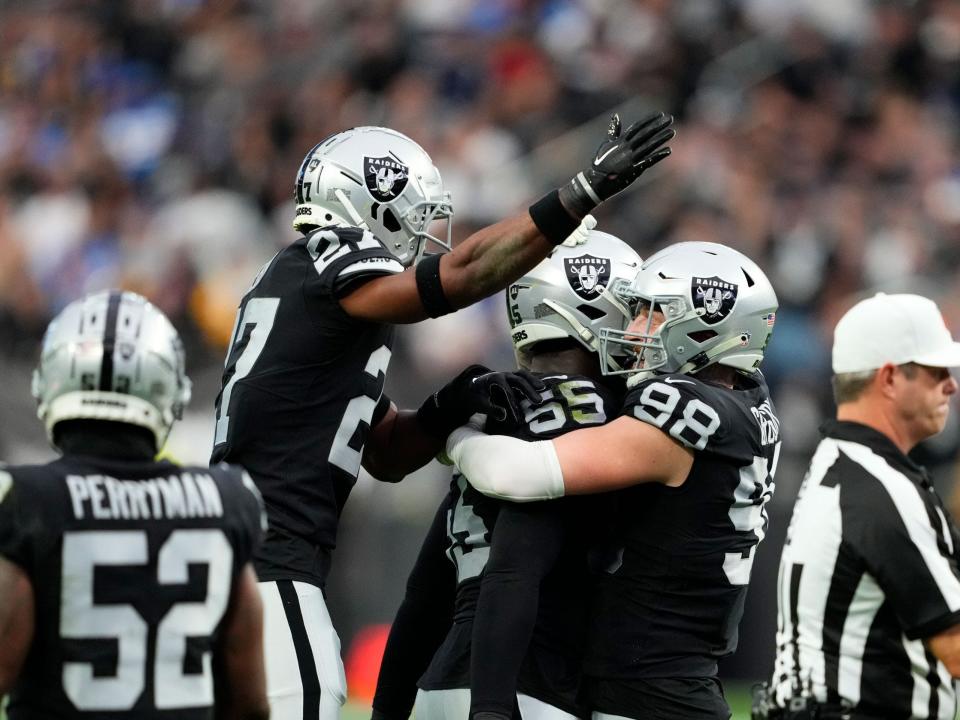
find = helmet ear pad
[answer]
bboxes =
[291,126,453,267]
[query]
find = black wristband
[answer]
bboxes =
[415,253,454,318]
[528,189,581,246]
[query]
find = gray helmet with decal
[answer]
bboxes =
[31,290,192,450]
[599,241,778,382]
[292,126,453,267]
[506,230,642,362]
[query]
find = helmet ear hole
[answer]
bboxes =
[576,304,606,320]
[687,329,718,344]
[382,208,401,233]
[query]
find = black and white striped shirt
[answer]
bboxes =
[772,420,960,719]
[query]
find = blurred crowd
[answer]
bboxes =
[3,0,960,682]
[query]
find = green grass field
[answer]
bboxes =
[2,684,756,719]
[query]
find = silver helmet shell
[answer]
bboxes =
[506,230,642,360]
[292,126,453,267]
[31,290,192,450]
[599,241,778,383]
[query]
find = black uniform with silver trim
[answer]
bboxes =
[0,456,264,719]
[584,372,780,717]
[771,420,960,720]
[211,226,403,588]
[416,374,619,714]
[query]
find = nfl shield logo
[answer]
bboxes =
[363,156,410,202]
[564,254,611,301]
[692,276,738,325]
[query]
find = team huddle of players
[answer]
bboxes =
[0,113,787,720]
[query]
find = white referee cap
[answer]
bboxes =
[832,292,960,373]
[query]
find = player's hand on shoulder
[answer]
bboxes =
[481,369,546,427]
[417,365,546,438]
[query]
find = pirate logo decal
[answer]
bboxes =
[692,276,738,325]
[364,156,409,202]
[564,255,610,301]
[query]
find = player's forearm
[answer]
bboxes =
[470,575,539,717]
[445,426,565,501]
[0,557,33,695]
[374,495,456,717]
[470,508,562,717]
[363,410,443,482]
[440,213,552,310]
[215,566,269,720]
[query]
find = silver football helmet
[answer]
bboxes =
[599,241,778,383]
[507,230,642,363]
[31,290,192,450]
[292,126,453,266]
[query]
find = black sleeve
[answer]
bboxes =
[372,491,457,719]
[469,502,565,719]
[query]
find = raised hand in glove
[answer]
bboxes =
[416,365,546,438]
[559,111,675,219]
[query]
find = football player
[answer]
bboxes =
[210,114,675,720]
[371,231,642,720]
[0,291,268,720]
[446,242,782,720]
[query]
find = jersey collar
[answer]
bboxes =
[821,419,932,488]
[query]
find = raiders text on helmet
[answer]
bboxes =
[292,126,453,267]
[31,291,192,450]
[599,241,778,383]
[506,230,642,362]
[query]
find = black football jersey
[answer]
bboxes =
[211,226,403,586]
[420,373,618,713]
[584,371,781,680]
[0,454,265,720]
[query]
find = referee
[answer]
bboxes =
[764,293,960,720]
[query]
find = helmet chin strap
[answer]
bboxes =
[333,188,369,229]
[676,333,749,375]
[542,284,634,354]
[543,299,598,350]
[600,285,633,321]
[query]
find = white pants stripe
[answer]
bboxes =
[259,580,347,720]
[415,688,582,719]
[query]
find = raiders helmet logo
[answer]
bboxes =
[692,276,738,325]
[564,255,611,301]
[364,156,410,202]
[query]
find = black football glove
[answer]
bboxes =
[416,365,546,438]
[558,111,675,218]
